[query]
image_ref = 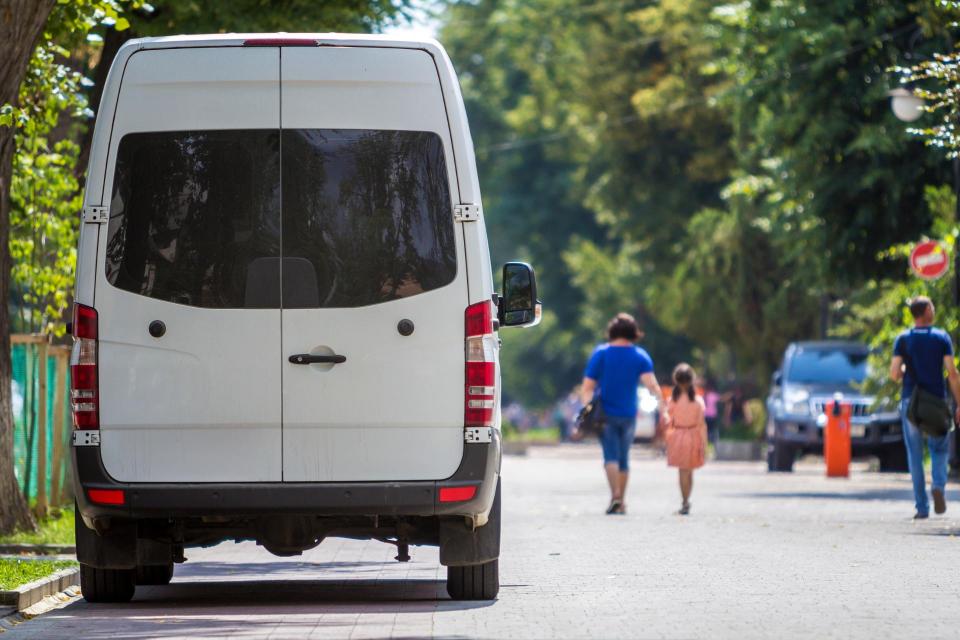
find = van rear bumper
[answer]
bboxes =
[72,431,501,524]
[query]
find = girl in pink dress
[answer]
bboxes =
[666,363,706,515]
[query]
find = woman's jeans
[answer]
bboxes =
[601,416,636,471]
[900,399,950,516]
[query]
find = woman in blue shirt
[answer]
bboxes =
[580,313,670,514]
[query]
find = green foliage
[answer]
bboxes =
[129,1,411,36]
[5,1,129,336]
[836,184,959,406]
[893,1,960,158]
[441,0,953,407]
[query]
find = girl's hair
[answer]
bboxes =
[672,363,696,402]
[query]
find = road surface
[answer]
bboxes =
[6,444,960,639]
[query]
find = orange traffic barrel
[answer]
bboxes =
[824,399,852,478]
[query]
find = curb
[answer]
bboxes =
[0,567,79,611]
[0,544,76,556]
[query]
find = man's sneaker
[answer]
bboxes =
[913,512,929,520]
[932,488,947,515]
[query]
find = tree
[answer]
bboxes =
[893,1,960,158]
[0,0,57,534]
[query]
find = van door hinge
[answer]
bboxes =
[454,203,480,222]
[465,426,493,443]
[72,430,100,446]
[82,205,108,224]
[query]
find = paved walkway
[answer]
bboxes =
[5,444,960,639]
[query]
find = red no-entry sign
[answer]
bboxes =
[910,241,950,280]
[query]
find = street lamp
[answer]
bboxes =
[889,86,960,307]
[888,87,925,123]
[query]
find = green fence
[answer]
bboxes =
[12,335,73,511]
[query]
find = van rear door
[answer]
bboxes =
[95,47,283,482]
[279,47,467,481]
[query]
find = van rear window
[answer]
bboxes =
[106,130,281,308]
[105,129,456,308]
[281,130,456,308]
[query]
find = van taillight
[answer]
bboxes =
[465,301,495,427]
[70,304,99,429]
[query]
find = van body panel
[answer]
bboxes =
[97,307,283,483]
[84,36,497,486]
[95,47,283,482]
[278,47,467,481]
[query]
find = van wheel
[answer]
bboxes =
[136,562,174,586]
[446,559,499,600]
[80,563,136,603]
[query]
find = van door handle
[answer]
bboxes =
[288,354,346,365]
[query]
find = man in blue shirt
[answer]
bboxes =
[580,313,669,515]
[889,296,960,519]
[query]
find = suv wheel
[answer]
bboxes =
[447,559,499,600]
[80,563,136,603]
[767,442,795,472]
[878,446,909,473]
[136,562,174,586]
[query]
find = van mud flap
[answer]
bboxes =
[439,478,501,567]
[76,514,173,570]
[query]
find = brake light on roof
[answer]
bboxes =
[242,38,319,47]
[465,301,496,428]
[70,304,99,429]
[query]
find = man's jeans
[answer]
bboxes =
[900,399,950,516]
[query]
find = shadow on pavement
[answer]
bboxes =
[129,580,482,611]
[729,488,960,502]
[43,578,489,640]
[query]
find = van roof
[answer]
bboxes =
[127,33,446,54]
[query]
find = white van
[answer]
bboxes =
[70,33,539,603]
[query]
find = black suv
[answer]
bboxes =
[766,341,906,472]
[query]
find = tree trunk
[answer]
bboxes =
[0,0,57,534]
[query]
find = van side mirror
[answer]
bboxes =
[499,262,541,328]
[772,371,783,388]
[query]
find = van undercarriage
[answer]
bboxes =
[73,437,502,602]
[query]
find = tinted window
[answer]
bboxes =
[106,130,281,308]
[787,348,868,384]
[281,129,456,308]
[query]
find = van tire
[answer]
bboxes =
[136,563,174,586]
[446,559,499,600]
[80,563,136,603]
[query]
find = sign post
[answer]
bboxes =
[910,241,950,281]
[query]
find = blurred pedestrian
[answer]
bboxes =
[667,363,707,515]
[702,379,720,448]
[580,313,669,515]
[889,296,960,519]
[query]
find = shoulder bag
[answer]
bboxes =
[575,349,607,437]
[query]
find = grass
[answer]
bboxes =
[0,558,77,591]
[0,507,75,546]
[719,421,763,442]
[503,426,561,444]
